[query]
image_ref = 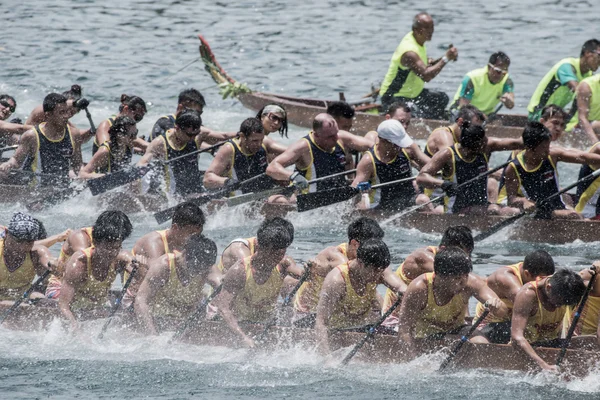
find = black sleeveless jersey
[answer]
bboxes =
[444,145,488,213]
[510,153,565,211]
[369,147,415,210]
[23,124,73,186]
[298,133,347,193]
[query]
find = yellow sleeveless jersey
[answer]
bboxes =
[451,66,511,115]
[567,74,600,131]
[294,242,348,314]
[523,278,567,343]
[0,237,36,300]
[474,262,524,323]
[380,31,427,99]
[231,256,284,322]
[414,273,468,338]
[216,237,256,273]
[327,263,377,330]
[71,247,118,311]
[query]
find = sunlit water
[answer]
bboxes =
[2,0,600,397]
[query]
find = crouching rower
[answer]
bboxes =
[511,269,585,372]
[351,119,430,212]
[315,238,407,355]
[474,250,556,344]
[134,235,220,334]
[293,217,385,328]
[397,247,508,357]
[0,212,55,301]
[570,262,600,342]
[381,225,474,328]
[214,218,303,348]
[59,213,142,332]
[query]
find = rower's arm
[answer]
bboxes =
[416,148,452,189]
[25,105,44,126]
[381,266,408,294]
[132,138,148,155]
[266,140,309,181]
[337,130,374,153]
[263,136,287,159]
[396,278,428,357]
[401,248,435,281]
[468,273,508,319]
[0,120,32,136]
[553,146,600,169]
[31,244,57,276]
[401,47,456,82]
[58,252,87,332]
[137,137,166,166]
[573,82,596,143]
[214,262,256,347]
[487,137,523,152]
[79,146,110,179]
[487,269,523,305]
[35,228,70,249]
[351,151,374,187]
[133,256,170,335]
[199,126,238,144]
[511,285,557,371]
[203,143,234,189]
[94,120,110,148]
[315,269,345,355]
[69,129,84,175]
[282,256,304,279]
[0,129,35,172]
[504,163,535,211]
[405,143,431,169]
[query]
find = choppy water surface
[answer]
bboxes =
[2,0,600,398]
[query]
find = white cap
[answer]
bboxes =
[377,119,413,148]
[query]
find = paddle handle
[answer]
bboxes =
[556,267,597,366]
[98,265,137,339]
[439,308,489,371]
[0,270,51,325]
[165,140,228,164]
[85,108,96,135]
[170,283,223,343]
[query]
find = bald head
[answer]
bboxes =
[412,12,434,42]
[312,113,339,150]
[312,113,337,133]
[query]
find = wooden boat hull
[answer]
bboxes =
[1,302,596,377]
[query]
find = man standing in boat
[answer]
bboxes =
[0,93,86,186]
[397,247,507,357]
[203,118,275,195]
[450,52,514,116]
[0,212,56,301]
[266,113,354,196]
[350,119,430,212]
[527,39,600,122]
[213,218,302,348]
[503,122,600,219]
[379,12,458,118]
[511,269,585,372]
[138,110,205,198]
[417,124,522,215]
[314,238,407,355]
[293,217,386,328]
[134,235,220,334]
[147,88,237,143]
[565,73,600,143]
[473,250,556,344]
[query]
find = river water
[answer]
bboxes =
[1,0,599,398]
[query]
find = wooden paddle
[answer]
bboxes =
[254,265,311,344]
[484,103,504,126]
[226,169,357,208]
[473,167,600,242]
[97,263,137,339]
[439,307,490,371]
[84,107,96,135]
[381,159,516,227]
[556,265,597,366]
[153,173,273,224]
[169,283,223,343]
[0,270,51,325]
[88,140,228,196]
[297,176,416,212]
[341,292,403,366]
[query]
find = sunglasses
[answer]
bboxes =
[268,113,283,124]
[0,100,15,113]
[488,64,508,75]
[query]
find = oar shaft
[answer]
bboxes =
[0,145,18,152]
[165,141,228,164]
[85,108,96,135]
[439,309,489,371]
[170,283,223,343]
[0,270,51,325]
[98,265,137,339]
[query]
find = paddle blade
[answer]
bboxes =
[89,167,149,196]
[297,186,358,212]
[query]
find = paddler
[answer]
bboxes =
[0,93,86,186]
[326,101,378,151]
[203,118,275,195]
[566,73,600,143]
[256,104,289,156]
[213,218,300,348]
[474,250,556,344]
[384,101,412,131]
[397,247,508,357]
[123,202,206,306]
[79,116,138,179]
[0,94,31,147]
[449,52,514,115]
[511,269,585,372]
[148,88,237,143]
[59,212,141,332]
[138,110,205,197]
[25,85,84,126]
[527,39,600,122]
[44,211,130,299]
[351,119,430,212]
[134,235,220,334]
[293,217,385,328]
[381,225,474,329]
[0,212,56,301]
[503,122,600,219]
[379,12,458,118]
[417,123,522,215]
[424,105,484,158]
[571,262,600,342]
[315,238,408,354]
[91,94,148,157]
[266,113,354,195]
[575,141,600,219]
